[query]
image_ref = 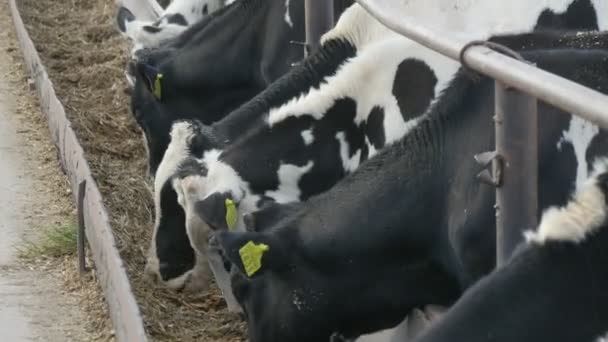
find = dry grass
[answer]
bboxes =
[17,0,246,340]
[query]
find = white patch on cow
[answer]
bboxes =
[336,132,361,173]
[146,121,198,285]
[556,116,600,191]
[525,159,608,245]
[265,162,314,203]
[284,0,293,28]
[322,0,607,52]
[301,129,314,145]
[267,36,460,150]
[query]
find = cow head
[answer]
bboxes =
[213,224,460,342]
[145,120,222,291]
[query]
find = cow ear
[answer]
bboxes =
[134,62,164,100]
[116,6,135,34]
[195,192,238,231]
[216,231,286,278]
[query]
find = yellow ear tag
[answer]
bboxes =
[225,198,238,231]
[153,73,163,100]
[239,241,269,277]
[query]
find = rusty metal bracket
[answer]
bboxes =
[474,151,503,187]
[77,180,87,276]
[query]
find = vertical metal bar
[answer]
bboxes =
[305,0,334,56]
[78,180,87,276]
[495,82,538,266]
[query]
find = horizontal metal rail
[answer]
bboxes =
[355,0,608,129]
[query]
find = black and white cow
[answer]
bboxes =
[148,0,608,294]
[130,0,355,175]
[412,164,608,342]
[212,45,608,341]
[116,0,228,56]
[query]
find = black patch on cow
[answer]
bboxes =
[296,98,364,199]
[167,13,188,26]
[586,131,608,204]
[203,4,209,15]
[187,120,222,157]
[535,0,599,31]
[143,25,163,33]
[359,141,369,164]
[176,157,208,179]
[365,106,386,150]
[116,6,135,33]
[393,59,438,122]
[156,181,195,281]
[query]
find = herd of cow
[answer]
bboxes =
[113,0,608,341]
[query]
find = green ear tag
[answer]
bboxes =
[239,241,269,277]
[153,73,163,100]
[225,198,238,231]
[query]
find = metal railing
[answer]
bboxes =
[355,0,608,264]
[304,0,335,55]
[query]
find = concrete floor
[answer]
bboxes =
[0,3,89,339]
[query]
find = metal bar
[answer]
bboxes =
[354,0,608,129]
[305,0,334,56]
[9,1,149,340]
[495,82,538,265]
[77,180,87,276]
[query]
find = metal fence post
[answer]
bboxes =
[305,0,334,56]
[495,81,538,266]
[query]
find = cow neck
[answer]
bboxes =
[214,38,357,143]
[273,104,446,267]
[273,72,481,273]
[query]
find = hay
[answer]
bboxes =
[17,0,246,340]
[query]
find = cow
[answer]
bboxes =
[148,0,608,296]
[412,163,608,342]
[210,45,608,341]
[116,0,228,57]
[129,0,355,176]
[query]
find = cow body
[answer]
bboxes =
[413,166,608,342]
[214,46,608,341]
[149,0,608,294]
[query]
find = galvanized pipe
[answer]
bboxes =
[305,0,335,55]
[355,0,608,129]
[495,83,539,265]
